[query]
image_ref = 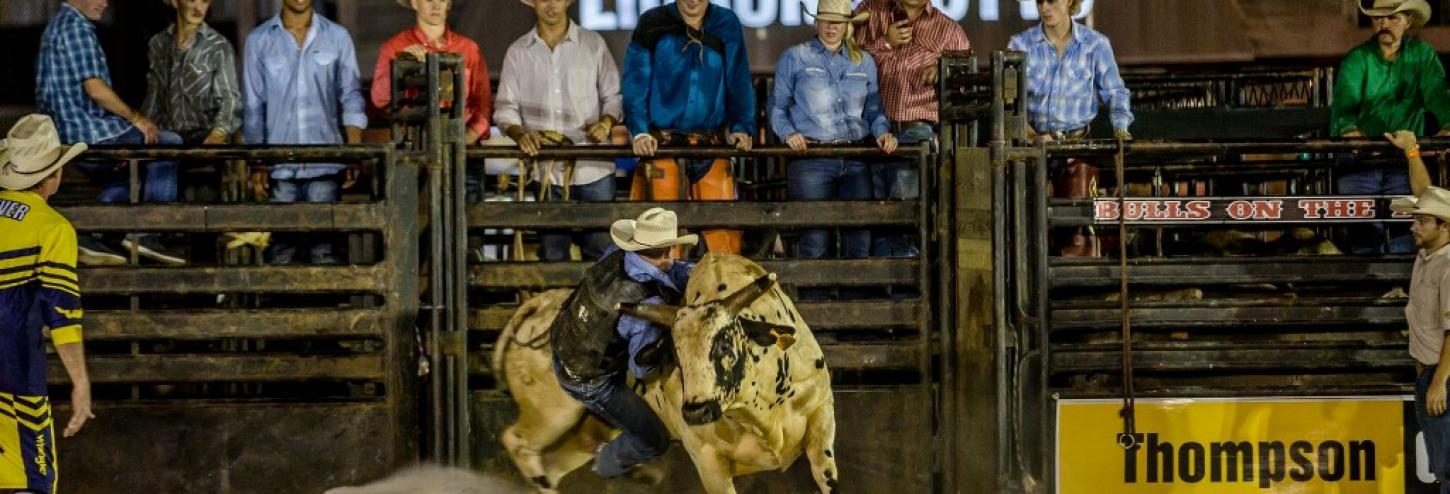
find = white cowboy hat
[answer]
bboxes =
[806,0,869,24]
[1361,0,1432,28]
[0,114,87,191]
[610,208,699,252]
[1392,186,1450,222]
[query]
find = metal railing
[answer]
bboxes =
[53,144,422,492]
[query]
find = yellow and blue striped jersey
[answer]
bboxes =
[0,190,82,396]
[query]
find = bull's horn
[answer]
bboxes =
[616,303,679,327]
[722,272,778,315]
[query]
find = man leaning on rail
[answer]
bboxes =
[37,0,187,266]
[769,0,896,300]
[0,114,98,494]
[144,0,241,146]
[371,0,493,204]
[1387,129,1450,492]
[243,0,368,265]
[1332,0,1450,255]
[852,0,969,259]
[622,0,755,255]
[495,0,624,262]
[1010,0,1133,257]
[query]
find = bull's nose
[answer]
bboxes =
[682,400,722,425]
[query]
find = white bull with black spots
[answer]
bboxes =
[493,254,839,494]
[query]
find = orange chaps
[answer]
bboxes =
[1055,159,1101,257]
[629,158,742,254]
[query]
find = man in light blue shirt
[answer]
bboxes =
[1012,0,1132,257]
[243,0,367,265]
[1009,0,1132,141]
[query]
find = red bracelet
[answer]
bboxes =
[1407,147,1422,159]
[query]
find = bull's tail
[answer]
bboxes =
[492,292,555,392]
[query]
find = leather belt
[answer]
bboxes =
[1049,126,1090,141]
[652,129,725,146]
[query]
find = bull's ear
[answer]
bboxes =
[616,303,679,327]
[740,318,797,351]
[722,272,779,315]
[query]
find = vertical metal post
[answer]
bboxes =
[448,55,472,467]
[424,52,448,463]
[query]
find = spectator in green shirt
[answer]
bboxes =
[1331,0,1450,254]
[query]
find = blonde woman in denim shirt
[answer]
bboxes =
[769,0,896,299]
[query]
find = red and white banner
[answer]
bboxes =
[1092,197,1411,225]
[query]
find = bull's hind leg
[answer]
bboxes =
[502,399,588,493]
[805,404,840,493]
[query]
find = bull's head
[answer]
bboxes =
[618,272,798,426]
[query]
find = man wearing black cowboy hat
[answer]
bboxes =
[550,208,696,478]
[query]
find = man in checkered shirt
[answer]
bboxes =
[853,0,968,260]
[35,0,187,267]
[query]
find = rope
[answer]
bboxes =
[509,322,552,351]
[1114,138,1138,450]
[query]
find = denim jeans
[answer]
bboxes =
[268,175,342,264]
[553,357,670,477]
[871,123,934,258]
[539,175,616,262]
[789,158,872,259]
[1336,157,1413,254]
[1417,366,1450,492]
[70,126,182,203]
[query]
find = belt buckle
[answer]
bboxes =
[1050,130,1068,141]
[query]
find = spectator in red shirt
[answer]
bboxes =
[853,0,968,259]
[372,0,492,145]
[373,0,494,261]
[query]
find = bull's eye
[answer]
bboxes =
[711,337,734,360]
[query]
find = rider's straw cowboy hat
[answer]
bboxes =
[0,114,87,191]
[1392,186,1450,222]
[611,208,699,252]
[1361,0,1432,29]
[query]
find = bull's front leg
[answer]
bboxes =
[804,403,839,493]
[683,442,738,494]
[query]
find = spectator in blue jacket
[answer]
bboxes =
[621,0,754,255]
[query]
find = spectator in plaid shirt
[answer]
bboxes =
[1011,0,1132,257]
[1009,0,1133,143]
[852,0,968,260]
[36,0,187,266]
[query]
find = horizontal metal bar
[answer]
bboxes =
[1050,342,1407,373]
[52,354,383,383]
[471,342,921,373]
[1051,304,1405,330]
[469,201,920,228]
[470,259,921,288]
[1054,384,1414,399]
[79,266,387,294]
[85,309,383,340]
[1044,138,1450,157]
[465,144,925,160]
[1049,256,1410,288]
[80,145,391,161]
[59,204,387,231]
[468,299,921,331]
